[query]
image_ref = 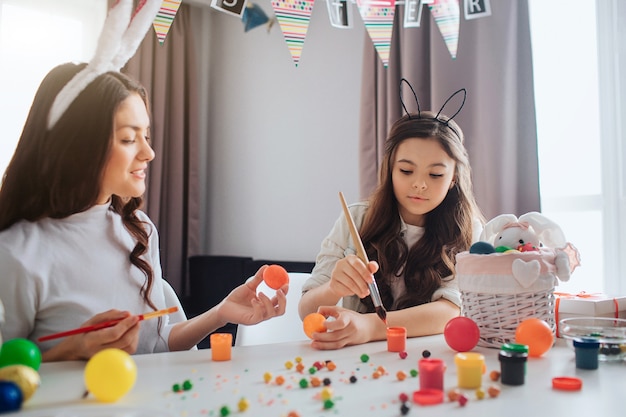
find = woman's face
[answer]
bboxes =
[98,93,154,204]
[392,137,456,226]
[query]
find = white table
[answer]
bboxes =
[16,335,626,416]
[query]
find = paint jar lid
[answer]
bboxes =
[501,343,529,353]
[552,377,582,391]
[573,337,600,349]
[412,389,444,405]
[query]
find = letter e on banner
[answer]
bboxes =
[464,0,491,20]
[404,0,425,28]
[211,0,248,17]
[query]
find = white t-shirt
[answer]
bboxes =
[0,203,185,354]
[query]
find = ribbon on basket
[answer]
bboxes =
[554,292,620,337]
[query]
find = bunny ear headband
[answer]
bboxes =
[399,78,467,139]
[47,0,163,130]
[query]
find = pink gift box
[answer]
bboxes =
[555,293,626,337]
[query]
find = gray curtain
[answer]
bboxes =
[359,1,540,220]
[122,3,200,296]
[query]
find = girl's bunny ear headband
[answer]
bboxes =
[47,0,163,130]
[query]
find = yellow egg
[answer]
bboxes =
[0,364,41,402]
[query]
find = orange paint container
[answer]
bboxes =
[387,327,407,352]
[210,333,233,361]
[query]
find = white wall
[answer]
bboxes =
[192,1,366,262]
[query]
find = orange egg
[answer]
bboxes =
[263,265,290,290]
[303,312,327,339]
[515,318,554,357]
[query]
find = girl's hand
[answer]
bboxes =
[216,265,288,326]
[328,255,379,299]
[43,309,140,361]
[308,305,378,350]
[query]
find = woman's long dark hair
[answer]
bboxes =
[0,62,157,312]
[359,111,483,311]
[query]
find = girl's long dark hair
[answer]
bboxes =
[359,111,483,311]
[0,62,157,312]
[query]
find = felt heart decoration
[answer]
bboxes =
[511,259,541,288]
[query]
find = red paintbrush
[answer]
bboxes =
[37,306,178,342]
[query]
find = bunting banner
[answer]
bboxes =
[153,0,182,45]
[356,0,396,68]
[271,0,315,66]
[428,0,460,59]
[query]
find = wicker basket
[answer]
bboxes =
[455,250,558,349]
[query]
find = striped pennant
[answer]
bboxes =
[428,0,460,59]
[356,0,395,68]
[271,0,315,67]
[153,0,182,45]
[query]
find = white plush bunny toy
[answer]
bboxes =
[479,212,581,282]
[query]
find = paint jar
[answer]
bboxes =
[210,333,233,361]
[386,327,407,352]
[418,358,446,391]
[573,337,600,370]
[454,352,485,389]
[498,343,528,385]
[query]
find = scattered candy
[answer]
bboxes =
[263,372,272,383]
[349,375,358,383]
[308,367,317,375]
[458,393,468,406]
[219,405,231,416]
[287,412,301,417]
[398,392,409,403]
[323,378,332,386]
[399,351,408,359]
[313,361,324,370]
[295,357,303,363]
[372,371,381,379]
[400,402,410,415]
[263,264,289,290]
[299,378,308,388]
[487,385,501,398]
[360,354,370,363]
[237,398,250,412]
[447,388,461,402]
[323,399,335,409]
[303,313,327,339]
[409,369,418,377]
[422,350,431,358]
[489,370,501,381]
[296,363,305,373]
[172,383,181,393]
[275,375,285,385]
[310,377,321,387]
[182,379,193,391]
[475,388,485,400]
[321,387,333,400]
[396,370,407,381]
[326,361,337,371]
[285,361,294,370]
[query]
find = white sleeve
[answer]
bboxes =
[0,249,38,342]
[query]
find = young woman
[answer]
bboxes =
[299,106,483,350]
[0,63,288,361]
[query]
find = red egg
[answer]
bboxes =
[444,317,480,352]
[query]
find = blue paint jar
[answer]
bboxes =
[573,337,600,370]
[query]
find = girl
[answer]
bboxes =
[298,103,483,350]
[0,63,288,361]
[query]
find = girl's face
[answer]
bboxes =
[98,93,154,204]
[392,137,456,226]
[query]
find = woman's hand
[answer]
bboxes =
[216,265,288,326]
[308,305,380,350]
[42,309,140,361]
[328,255,379,299]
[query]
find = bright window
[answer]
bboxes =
[0,0,106,175]
[529,0,624,295]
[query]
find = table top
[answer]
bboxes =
[16,335,626,417]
